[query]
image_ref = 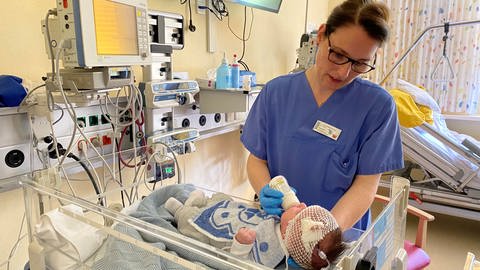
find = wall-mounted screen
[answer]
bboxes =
[230,0,282,13]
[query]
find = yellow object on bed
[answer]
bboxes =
[390,89,433,128]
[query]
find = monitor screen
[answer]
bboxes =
[230,0,282,13]
[93,0,139,55]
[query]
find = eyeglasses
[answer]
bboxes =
[327,36,376,74]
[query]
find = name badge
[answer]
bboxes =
[313,120,342,141]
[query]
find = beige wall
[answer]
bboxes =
[0,0,330,268]
[328,0,344,12]
[0,0,330,86]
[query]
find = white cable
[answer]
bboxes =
[52,42,117,185]
[304,0,309,34]
[60,165,78,197]
[17,83,46,110]
[104,87,133,116]
[44,9,57,79]
[130,91,140,201]
[0,213,27,270]
[51,41,78,166]
[48,38,146,203]
[99,87,139,127]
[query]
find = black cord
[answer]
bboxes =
[188,0,196,31]
[199,5,225,21]
[238,6,250,71]
[227,7,253,41]
[46,141,104,206]
[180,0,196,32]
[67,153,104,206]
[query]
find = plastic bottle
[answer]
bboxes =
[242,75,252,91]
[230,54,240,89]
[269,175,300,210]
[216,52,230,89]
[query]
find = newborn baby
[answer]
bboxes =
[165,190,345,269]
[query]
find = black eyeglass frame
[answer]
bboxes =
[327,36,377,74]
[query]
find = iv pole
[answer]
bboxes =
[380,19,480,86]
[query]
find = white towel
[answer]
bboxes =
[35,204,107,270]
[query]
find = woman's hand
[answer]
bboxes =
[259,184,284,216]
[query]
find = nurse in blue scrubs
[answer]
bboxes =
[241,0,403,231]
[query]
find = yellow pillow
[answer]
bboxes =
[418,104,433,125]
[390,89,433,128]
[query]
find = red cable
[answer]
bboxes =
[117,110,147,168]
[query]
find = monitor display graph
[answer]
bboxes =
[93,0,139,55]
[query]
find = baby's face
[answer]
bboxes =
[280,203,307,237]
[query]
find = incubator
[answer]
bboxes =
[12,148,411,270]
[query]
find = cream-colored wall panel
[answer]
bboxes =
[0,1,55,87]
[179,131,253,197]
[329,0,344,13]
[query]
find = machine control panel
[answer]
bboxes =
[140,80,200,108]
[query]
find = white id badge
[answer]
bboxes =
[313,120,342,141]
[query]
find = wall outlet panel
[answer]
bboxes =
[0,102,136,184]
[173,105,226,131]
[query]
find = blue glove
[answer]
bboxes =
[259,184,283,216]
[287,257,301,268]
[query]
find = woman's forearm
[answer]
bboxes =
[331,174,381,230]
[246,154,271,194]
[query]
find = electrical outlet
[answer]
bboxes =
[196,0,206,14]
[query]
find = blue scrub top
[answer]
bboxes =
[241,72,404,230]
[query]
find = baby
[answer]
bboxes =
[165,190,346,269]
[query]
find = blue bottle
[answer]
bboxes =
[231,54,240,89]
[215,52,230,89]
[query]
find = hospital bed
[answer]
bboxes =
[17,149,412,270]
[395,122,480,219]
[379,102,480,221]
[377,19,480,222]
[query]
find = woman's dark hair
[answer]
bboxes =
[325,0,390,44]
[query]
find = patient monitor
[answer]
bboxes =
[43,0,151,68]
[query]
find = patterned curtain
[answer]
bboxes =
[368,0,480,114]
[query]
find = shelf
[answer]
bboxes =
[198,120,245,140]
[0,107,24,116]
[198,88,260,114]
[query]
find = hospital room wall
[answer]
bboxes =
[0,1,330,269]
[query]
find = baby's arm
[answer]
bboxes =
[230,228,256,258]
